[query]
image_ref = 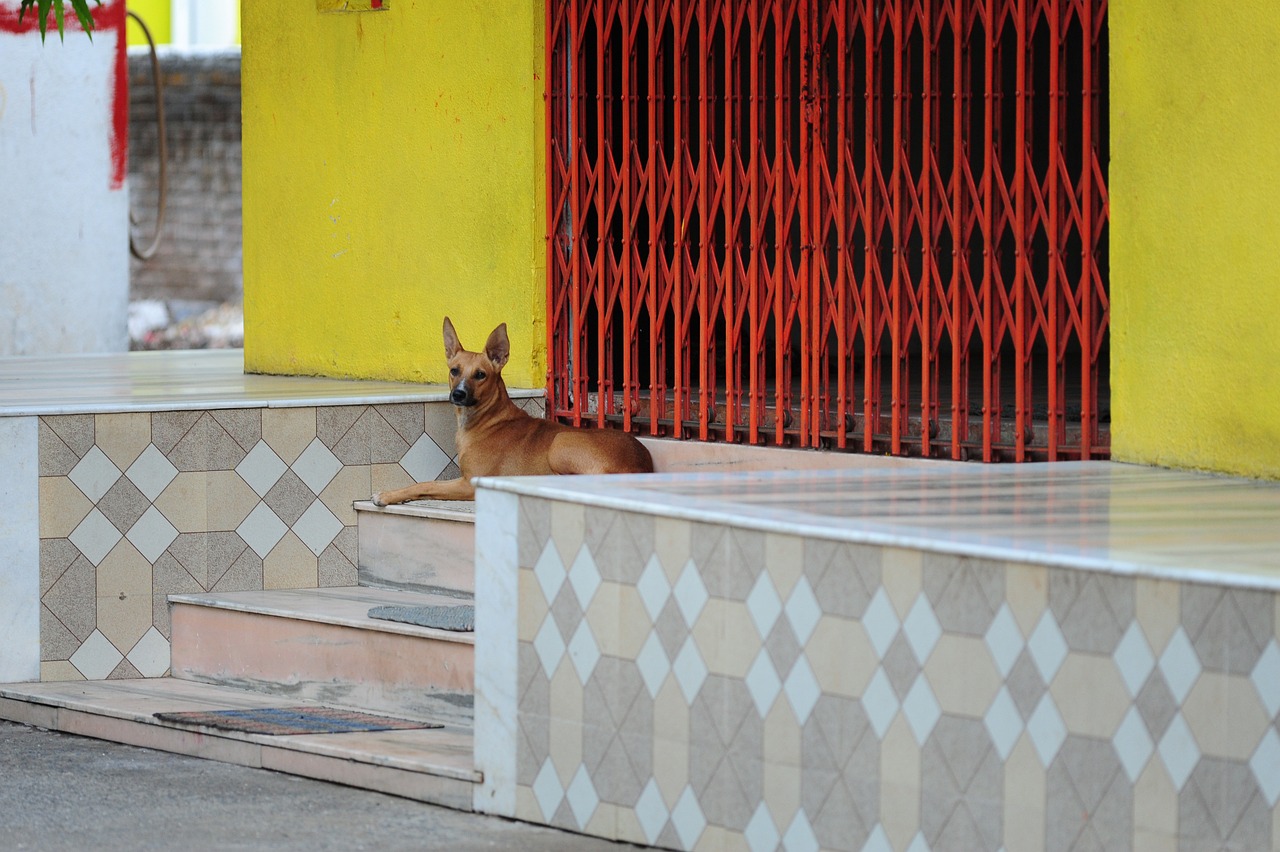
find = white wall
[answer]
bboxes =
[0,1,129,356]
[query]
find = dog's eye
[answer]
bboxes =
[474,370,487,381]
[449,367,459,377]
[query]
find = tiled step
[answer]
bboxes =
[0,678,477,810]
[169,587,474,725]
[354,500,475,595]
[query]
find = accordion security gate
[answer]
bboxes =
[546,0,1108,462]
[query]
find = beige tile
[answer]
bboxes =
[809,616,874,698]
[206,470,258,531]
[763,700,801,832]
[615,585,650,661]
[1135,576,1181,654]
[1133,755,1177,851]
[154,472,209,533]
[1182,671,1270,761]
[371,462,413,493]
[320,464,372,526]
[654,516,691,581]
[692,598,728,676]
[615,806,647,848]
[765,533,805,600]
[551,501,586,567]
[96,540,153,653]
[261,407,317,465]
[926,634,1001,718]
[263,531,319,590]
[1004,735,1046,852]
[519,569,549,643]
[585,581,620,657]
[39,477,92,538]
[711,599,759,680]
[41,660,85,682]
[585,801,617,841]
[423,402,458,458]
[1049,653,1130,739]
[548,663,584,785]
[516,785,542,824]
[95,413,151,469]
[1006,562,1049,637]
[763,760,801,839]
[880,715,921,850]
[652,677,689,805]
[695,825,730,852]
[881,547,922,618]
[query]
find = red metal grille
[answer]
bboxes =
[546,0,1109,461]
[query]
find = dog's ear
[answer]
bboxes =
[484,323,510,370]
[443,317,462,360]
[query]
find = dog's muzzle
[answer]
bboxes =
[450,385,476,406]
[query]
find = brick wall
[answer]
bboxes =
[128,48,241,304]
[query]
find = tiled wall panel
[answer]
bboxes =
[511,496,1280,850]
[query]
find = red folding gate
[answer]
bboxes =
[546,0,1108,461]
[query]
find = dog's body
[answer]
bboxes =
[372,318,654,505]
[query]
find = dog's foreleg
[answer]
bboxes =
[372,477,476,506]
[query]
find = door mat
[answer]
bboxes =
[153,706,443,736]
[368,604,475,632]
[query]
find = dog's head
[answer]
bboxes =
[442,317,509,408]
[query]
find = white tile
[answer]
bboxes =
[127,506,179,563]
[568,545,601,611]
[533,539,566,605]
[670,786,706,850]
[125,444,178,501]
[902,676,941,745]
[1158,627,1202,705]
[1250,727,1280,807]
[533,614,566,677]
[902,595,941,665]
[236,501,288,559]
[0,416,39,683]
[566,764,600,830]
[69,508,123,566]
[532,757,565,822]
[635,778,669,845]
[1026,693,1067,767]
[400,433,451,483]
[1027,611,1068,685]
[861,587,900,658]
[861,824,894,852]
[672,636,708,703]
[636,555,671,624]
[784,654,822,725]
[1113,705,1154,783]
[745,802,781,852]
[69,629,124,680]
[68,446,121,503]
[1158,713,1200,791]
[293,500,343,556]
[1113,622,1156,698]
[235,440,287,498]
[568,620,601,685]
[1251,640,1280,719]
[782,809,820,852]
[126,626,171,678]
[746,648,782,717]
[291,438,342,495]
[746,571,783,639]
[636,631,671,699]
[673,558,708,628]
[905,832,931,852]
[984,603,1024,679]
[984,686,1023,761]
[861,667,899,739]
[785,576,822,645]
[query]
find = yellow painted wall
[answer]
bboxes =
[125,0,170,45]
[240,1,546,386]
[1111,0,1280,479]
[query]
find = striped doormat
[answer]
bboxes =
[153,706,443,736]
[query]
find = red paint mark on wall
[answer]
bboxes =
[0,0,128,190]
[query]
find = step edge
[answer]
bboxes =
[354,499,476,523]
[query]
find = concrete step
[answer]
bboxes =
[354,500,475,596]
[0,678,477,811]
[169,587,474,725]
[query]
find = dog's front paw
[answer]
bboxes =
[371,492,388,507]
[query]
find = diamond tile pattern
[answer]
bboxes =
[37,405,456,680]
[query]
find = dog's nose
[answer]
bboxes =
[451,387,469,405]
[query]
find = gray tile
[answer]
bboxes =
[922,716,1003,852]
[689,675,761,831]
[41,556,96,642]
[583,721,647,807]
[689,523,728,595]
[40,538,81,596]
[518,498,552,569]
[42,414,95,459]
[330,526,357,565]
[374,402,426,446]
[924,554,1004,636]
[1006,650,1047,721]
[317,406,365,453]
[517,712,549,787]
[804,539,881,620]
[150,410,201,458]
[367,408,411,465]
[718,528,766,602]
[97,476,151,535]
[765,618,802,681]
[1178,757,1271,851]
[1046,736,1131,852]
[1049,571,1134,654]
[518,643,551,786]
[883,632,921,700]
[590,509,652,585]
[109,658,144,680]
[549,582,585,642]
[167,531,249,590]
[330,408,374,465]
[1184,587,1273,675]
[653,598,689,660]
[802,694,879,852]
[167,412,249,471]
[423,402,459,458]
[210,547,263,592]
[318,540,357,587]
[38,419,80,476]
[211,408,262,452]
[152,551,202,637]
[40,604,81,662]
[437,460,461,481]
[1135,671,1178,742]
[263,469,318,527]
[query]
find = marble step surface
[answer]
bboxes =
[169,587,474,725]
[355,500,476,595]
[0,677,477,811]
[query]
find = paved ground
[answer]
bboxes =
[0,720,643,852]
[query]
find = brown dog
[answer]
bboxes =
[372,317,654,505]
